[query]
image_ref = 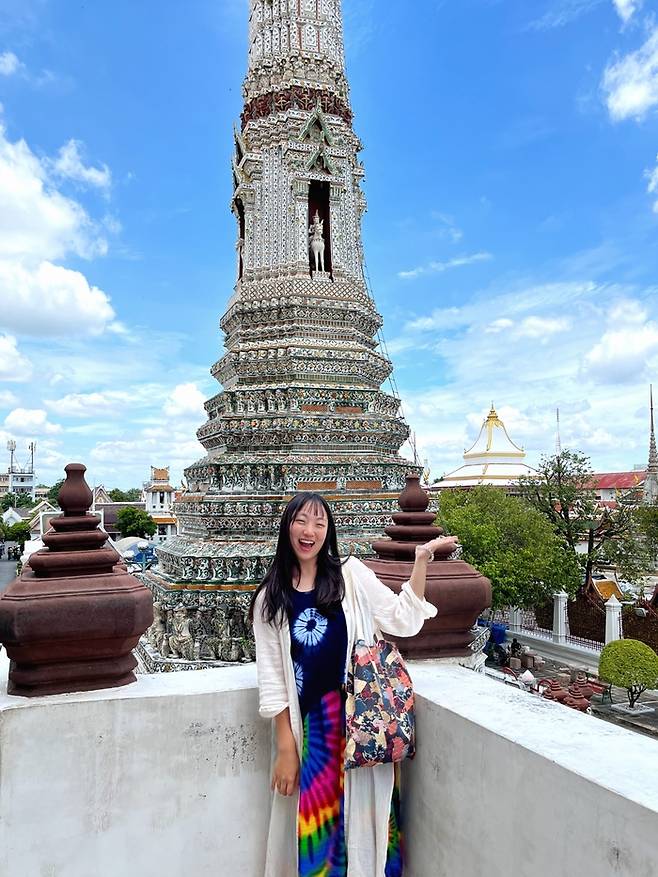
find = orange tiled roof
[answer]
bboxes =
[592,471,646,490]
[591,579,624,601]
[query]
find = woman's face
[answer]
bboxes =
[289,501,329,565]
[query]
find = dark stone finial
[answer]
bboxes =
[0,462,154,697]
[58,463,94,516]
[398,474,429,512]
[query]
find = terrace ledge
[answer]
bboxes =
[1,654,657,877]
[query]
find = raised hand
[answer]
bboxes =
[415,535,460,563]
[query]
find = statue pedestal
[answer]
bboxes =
[311,270,331,282]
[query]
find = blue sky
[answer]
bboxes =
[1,0,658,489]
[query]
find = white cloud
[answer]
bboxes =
[0,390,18,408]
[44,390,133,418]
[51,140,111,192]
[431,212,463,243]
[398,252,493,281]
[613,0,642,23]
[4,407,62,436]
[90,424,204,483]
[516,316,572,338]
[485,318,514,334]
[0,51,22,76]
[583,299,658,382]
[405,306,471,333]
[163,383,207,419]
[0,124,120,337]
[0,260,117,337]
[0,124,108,262]
[0,334,32,381]
[386,270,658,479]
[646,154,658,212]
[602,26,658,121]
[527,0,603,32]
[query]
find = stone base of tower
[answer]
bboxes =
[140,488,414,670]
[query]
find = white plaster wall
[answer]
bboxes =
[2,656,658,877]
[0,658,270,877]
[404,663,658,877]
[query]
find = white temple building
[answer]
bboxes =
[434,405,536,490]
[142,467,177,544]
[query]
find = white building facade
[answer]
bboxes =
[142,467,177,544]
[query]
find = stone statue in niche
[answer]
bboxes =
[309,210,326,273]
[168,606,194,660]
[225,605,253,663]
[147,602,168,654]
[204,610,229,660]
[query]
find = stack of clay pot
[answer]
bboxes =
[364,475,491,658]
[0,463,153,696]
[541,679,569,704]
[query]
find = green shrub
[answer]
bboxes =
[599,639,658,708]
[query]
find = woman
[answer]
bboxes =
[250,492,457,877]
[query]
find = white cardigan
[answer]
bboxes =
[252,555,438,877]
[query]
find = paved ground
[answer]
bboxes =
[488,653,658,740]
[0,544,18,592]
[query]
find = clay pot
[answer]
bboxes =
[575,673,594,700]
[543,680,568,703]
[398,475,429,512]
[564,684,590,712]
[57,462,94,516]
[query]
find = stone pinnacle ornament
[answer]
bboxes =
[0,463,153,697]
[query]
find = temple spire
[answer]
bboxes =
[245,0,348,106]
[643,385,658,505]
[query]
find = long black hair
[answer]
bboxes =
[249,492,345,627]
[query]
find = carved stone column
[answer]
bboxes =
[364,475,492,658]
[0,463,154,696]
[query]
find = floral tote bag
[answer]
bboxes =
[343,573,416,770]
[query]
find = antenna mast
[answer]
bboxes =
[555,408,562,455]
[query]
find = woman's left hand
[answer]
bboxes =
[415,535,459,563]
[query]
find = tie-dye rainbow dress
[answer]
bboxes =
[289,589,403,877]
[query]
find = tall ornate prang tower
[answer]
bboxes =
[143,1,416,668]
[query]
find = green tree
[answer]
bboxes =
[599,639,658,709]
[47,479,65,506]
[1,492,34,511]
[116,506,156,539]
[109,488,142,502]
[438,486,581,612]
[5,521,31,549]
[518,450,651,590]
